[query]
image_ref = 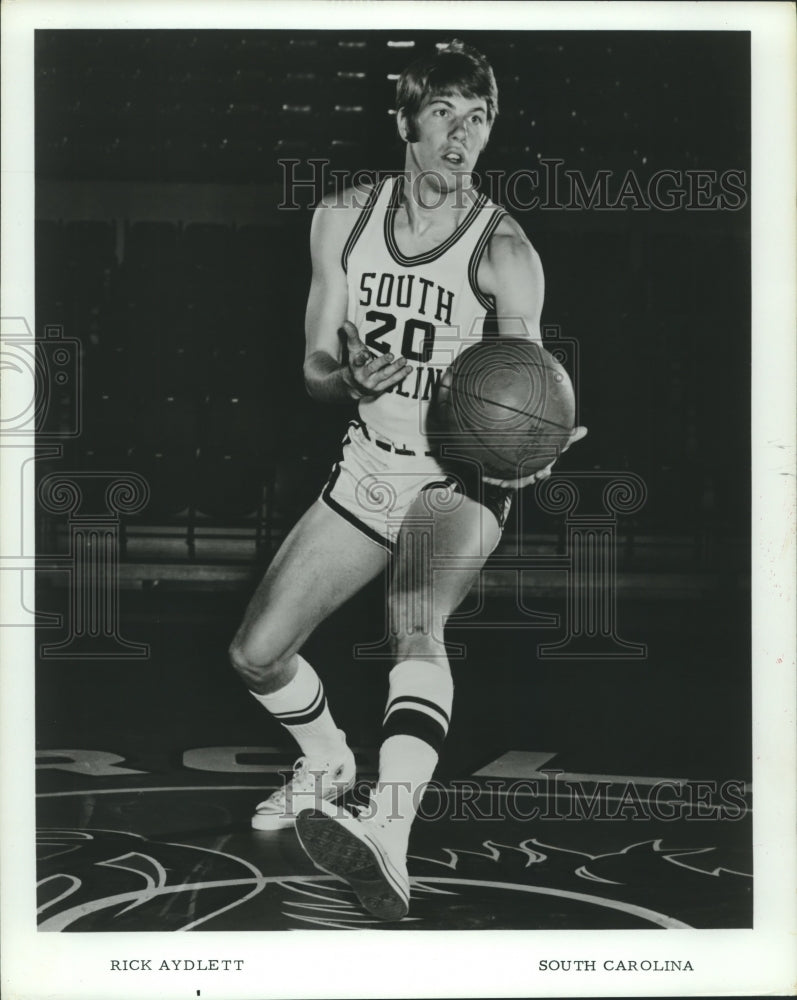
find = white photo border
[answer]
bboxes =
[1,1,794,997]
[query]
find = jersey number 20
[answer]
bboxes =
[364,310,435,363]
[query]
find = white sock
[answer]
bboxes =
[370,659,454,851]
[249,655,346,761]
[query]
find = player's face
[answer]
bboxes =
[402,89,491,192]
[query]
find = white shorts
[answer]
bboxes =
[320,420,513,550]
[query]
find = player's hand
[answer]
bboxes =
[484,425,589,489]
[340,320,413,400]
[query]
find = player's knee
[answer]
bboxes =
[393,632,449,666]
[228,631,285,689]
[390,598,454,661]
[228,637,257,684]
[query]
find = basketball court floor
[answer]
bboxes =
[35,572,752,932]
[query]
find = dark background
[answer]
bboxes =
[34,30,752,781]
[35,29,751,541]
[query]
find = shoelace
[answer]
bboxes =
[268,757,314,807]
[269,756,343,807]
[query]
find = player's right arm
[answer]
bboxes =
[303,190,412,403]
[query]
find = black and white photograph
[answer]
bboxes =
[1,2,794,998]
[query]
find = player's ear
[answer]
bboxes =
[396,107,415,144]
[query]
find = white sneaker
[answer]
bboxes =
[295,797,410,921]
[251,742,356,831]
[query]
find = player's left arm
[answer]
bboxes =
[478,215,545,343]
[477,216,587,487]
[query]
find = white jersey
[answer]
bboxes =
[343,175,506,449]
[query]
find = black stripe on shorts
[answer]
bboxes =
[321,461,395,552]
[420,471,513,533]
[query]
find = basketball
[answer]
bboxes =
[428,338,576,479]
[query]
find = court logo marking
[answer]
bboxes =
[37,828,749,931]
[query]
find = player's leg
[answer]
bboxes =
[230,496,388,692]
[296,483,505,917]
[229,497,389,828]
[375,485,501,843]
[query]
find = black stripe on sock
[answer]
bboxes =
[272,682,323,720]
[382,708,447,755]
[274,683,325,725]
[385,695,451,729]
[280,691,328,728]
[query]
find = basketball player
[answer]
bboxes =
[229,40,585,920]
